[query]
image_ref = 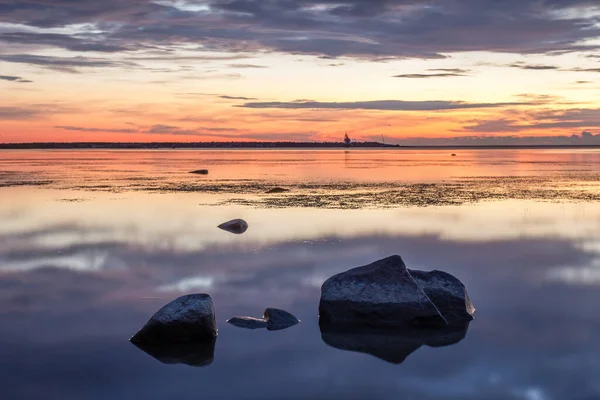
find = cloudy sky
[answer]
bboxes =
[1,0,599,144]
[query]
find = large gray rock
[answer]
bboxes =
[264,308,300,331]
[218,219,248,234]
[130,294,217,344]
[319,255,447,329]
[409,269,475,323]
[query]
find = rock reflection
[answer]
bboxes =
[131,338,216,367]
[319,321,470,364]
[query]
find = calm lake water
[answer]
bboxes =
[2,149,600,399]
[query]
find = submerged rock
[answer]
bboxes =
[218,219,248,234]
[132,338,216,367]
[266,187,290,194]
[264,308,300,331]
[318,255,474,328]
[227,308,300,331]
[130,293,217,344]
[190,169,209,175]
[320,320,470,364]
[226,316,268,329]
[319,255,447,329]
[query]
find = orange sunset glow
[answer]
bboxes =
[1,1,599,145]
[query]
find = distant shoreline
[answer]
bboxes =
[1,142,600,150]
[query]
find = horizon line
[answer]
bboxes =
[2,141,600,149]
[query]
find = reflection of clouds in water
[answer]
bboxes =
[3,190,600,252]
[158,276,215,292]
[1,231,600,398]
[545,240,600,285]
[546,259,600,285]
[2,195,600,398]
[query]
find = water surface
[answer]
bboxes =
[1,149,600,399]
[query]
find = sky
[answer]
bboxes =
[0,0,599,145]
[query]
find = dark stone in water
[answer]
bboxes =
[226,308,300,331]
[190,169,209,175]
[130,293,217,344]
[226,316,268,329]
[318,255,474,329]
[264,308,300,331]
[218,219,248,234]
[319,255,447,329]
[451,154,457,156]
[132,338,216,367]
[266,187,290,194]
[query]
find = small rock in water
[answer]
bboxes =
[451,154,457,157]
[227,308,300,331]
[190,169,209,175]
[264,308,300,331]
[130,293,217,344]
[226,316,268,329]
[266,187,290,194]
[218,219,248,234]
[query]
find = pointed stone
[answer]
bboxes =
[218,219,248,234]
[264,308,300,331]
[130,294,217,344]
[319,255,446,329]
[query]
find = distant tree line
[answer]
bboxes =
[0,141,400,149]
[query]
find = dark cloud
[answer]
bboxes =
[130,55,251,62]
[461,118,524,133]
[575,80,592,84]
[54,126,138,134]
[461,108,600,133]
[146,124,243,136]
[53,124,242,136]
[219,95,258,100]
[0,0,599,59]
[239,99,540,111]
[0,75,31,83]
[227,63,267,68]
[0,106,41,120]
[0,32,128,53]
[392,131,600,146]
[428,68,470,73]
[393,73,467,78]
[0,54,136,73]
[569,67,600,73]
[218,131,317,141]
[508,62,559,70]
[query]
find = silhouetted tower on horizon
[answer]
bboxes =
[344,131,351,147]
